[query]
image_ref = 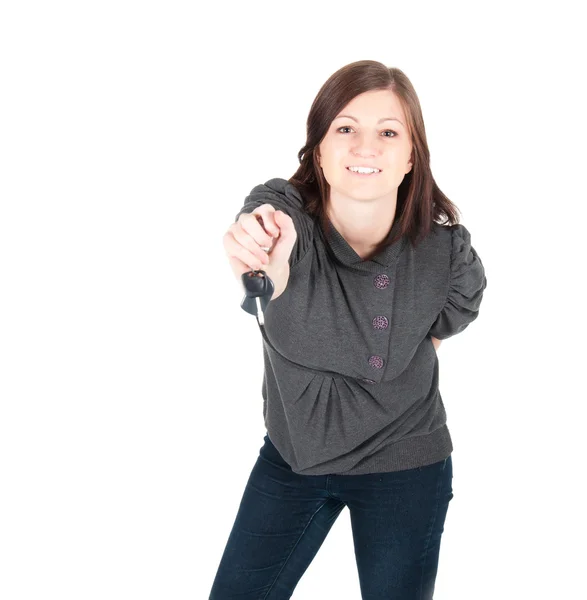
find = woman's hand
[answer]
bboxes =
[223,204,297,301]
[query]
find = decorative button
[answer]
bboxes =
[368,355,384,369]
[372,316,388,330]
[374,274,390,289]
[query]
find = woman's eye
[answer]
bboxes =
[337,126,397,137]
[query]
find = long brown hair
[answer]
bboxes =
[288,60,461,253]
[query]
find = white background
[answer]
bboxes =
[1,1,585,598]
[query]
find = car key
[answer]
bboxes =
[240,215,277,326]
[240,269,275,325]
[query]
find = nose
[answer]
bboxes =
[352,132,379,157]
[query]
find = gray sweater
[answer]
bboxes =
[235,178,487,476]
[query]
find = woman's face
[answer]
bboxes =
[318,89,413,203]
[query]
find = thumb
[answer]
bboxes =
[268,210,297,266]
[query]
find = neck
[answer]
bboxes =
[326,191,398,257]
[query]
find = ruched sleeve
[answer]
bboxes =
[234,177,315,269]
[428,224,487,340]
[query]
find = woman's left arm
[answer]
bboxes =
[431,336,442,351]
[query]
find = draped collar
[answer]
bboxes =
[319,216,408,274]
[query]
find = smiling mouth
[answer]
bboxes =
[346,167,382,176]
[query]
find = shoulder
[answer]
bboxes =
[250,177,303,199]
[414,222,452,259]
[240,176,313,219]
[429,221,469,238]
[429,222,473,255]
[418,223,480,276]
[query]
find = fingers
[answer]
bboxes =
[223,204,289,275]
[250,204,281,238]
[235,209,279,258]
[224,209,278,272]
[242,210,276,246]
[223,227,269,272]
[227,254,255,280]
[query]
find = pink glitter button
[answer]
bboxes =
[374,274,390,289]
[368,355,384,369]
[372,316,389,330]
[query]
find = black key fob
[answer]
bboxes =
[240,270,275,322]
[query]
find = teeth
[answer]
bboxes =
[348,166,379,173]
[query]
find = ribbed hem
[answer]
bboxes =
[332,425,453,475]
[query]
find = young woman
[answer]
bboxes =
[213,59,487,599]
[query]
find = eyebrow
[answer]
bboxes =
[334,114,405,127]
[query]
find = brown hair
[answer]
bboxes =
[288,60,461,254]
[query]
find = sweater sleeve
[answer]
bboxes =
[234,177,315,269]
[428,224,487,340]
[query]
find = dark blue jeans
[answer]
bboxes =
[209,433,453,599]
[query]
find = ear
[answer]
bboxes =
[405,155,413,174]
